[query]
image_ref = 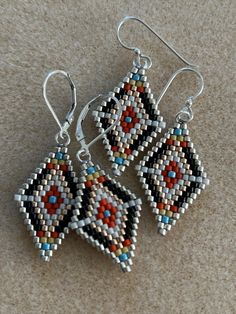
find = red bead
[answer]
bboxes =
[60,164,68,171]
[85,180,92,188]
[97,176,106,183]
[108,221,115,228]
[137,86,144,93]
[96,213,104,220]
[51,232,59,238]
[132,117,139,123]
[165,165,172,171]
[103,217,110,224]
[110,215,116,221]
[110,207,117,214]
[124,83,131,91]
[98,206,105,213]
[123,239,131,247]
[171,205,178,212]
[180,141,187,147]
[166,139,173,145]
[37,231,44,237]
[157,203,164,209]
[57,198,63,203]
[166,183,173,189]
[109,244,117,252]
[125,148,132,155]
[41,196,48,203]
[100,199,108,206]
[111,146,118,152]
[45,203,52,209]
[47,163,53,169]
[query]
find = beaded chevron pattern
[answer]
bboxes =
[14,146,77,261]
[93,66,165,176]
[136,123,209,236]
[70,161,142,272]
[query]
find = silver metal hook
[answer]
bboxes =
[117,16,198,69]
[43,70,77,146]
[155,66,204,123]
[76,94,122,163]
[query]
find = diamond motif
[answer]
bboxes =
[93,65,165,176]
[14,146,78,261]
[70,161,142,272]
[136,123,209,235]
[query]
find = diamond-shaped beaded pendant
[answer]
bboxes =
[14,146,77,261]
[70,161,142,272]
[93,66,165,176]
[136,123,209,236]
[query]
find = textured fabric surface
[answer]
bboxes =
[0,1,235,313]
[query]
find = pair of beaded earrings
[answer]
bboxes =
[15,16,209,272]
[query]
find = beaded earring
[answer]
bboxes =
[93,16,197,176]
[136,67,210,236]
[14,70,78,261]
[69,95,142,272]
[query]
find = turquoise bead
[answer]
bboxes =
[42,243,50,250]
[49,196,57,204]
[115,157,124,165]
[55,152,63,160]
[104,210,111,217]
[174,128,182,135]
[132,74,140,81]
[87,166,96,174]
[162,216,169,224]
[125,116,132,123]
[168,171,176,178]
[119,253,128,261]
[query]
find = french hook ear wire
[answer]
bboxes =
[75,94,122,163]
[117,16,199,69]
[43,70,77,146]
[155,66,204,123]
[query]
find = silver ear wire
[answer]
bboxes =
[43,70,77,146]
[155,66,204,123]
[117,16,198,69]
[76,94,122,163]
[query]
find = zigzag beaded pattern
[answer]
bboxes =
[14,146,77,261]
[93,66,165,176]
[136,123,209,236]
[70,161,142,272]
